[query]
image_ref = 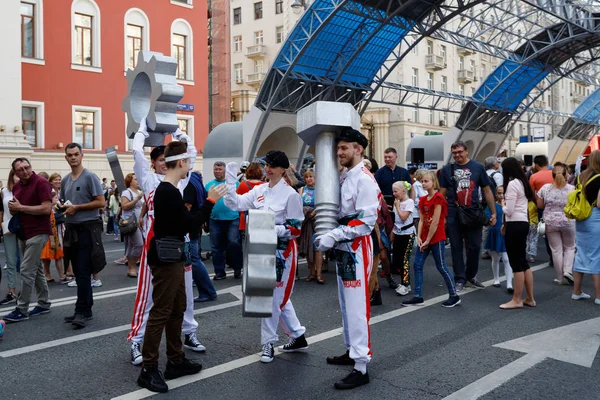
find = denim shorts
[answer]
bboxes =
[379,225,391,251]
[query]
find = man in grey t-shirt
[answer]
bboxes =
[60,143,105,328]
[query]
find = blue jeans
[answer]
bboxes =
[413,241,456,298]
[209,218,242,276]
[189,239,217,299]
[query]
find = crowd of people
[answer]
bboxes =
[1,124,600,392]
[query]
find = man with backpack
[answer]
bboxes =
[483,157,503,260]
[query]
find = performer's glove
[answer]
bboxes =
[138,117,149,138]
[172,128,187,143]
[315,232,336,252]
[275,225,287,238]
[226,162,239,186]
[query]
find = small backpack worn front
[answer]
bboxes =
[564,174,600,221]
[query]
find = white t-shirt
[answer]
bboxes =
[393,198,415,235]
[412,181,427,218]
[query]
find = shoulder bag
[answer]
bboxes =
[451,164,489,229]
[118,190,138,235]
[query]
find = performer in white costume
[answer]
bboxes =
[127,118,205,365]
[315,128,380,390]
[223,151,308,363]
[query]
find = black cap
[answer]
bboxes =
[337,128,369,149]
[264,150,290,169]
[150,145,166,161]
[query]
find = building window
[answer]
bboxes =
[71,0,101,69]
[21,2,35,58]
[234,63,243,83]
[254,30,263,45]
[411,68,418,86]
[172,34,186,79]
[171,19,194,81]
[441,112,448,127]
[233,7,242,25]
[426,40,433,55]
[412,106,419,123]
[233,35,242,52]
[176,116,194,141]
[459,84,464,96]
[275,0,283,14]
[439,45,446,61]
[74,110,96,149]
[74,13,93,66]
[428,109,434,125]
[22,107,37,147]
[470,59,476,73]
[124,9,150,72]
[458,55,464,70]
[254,2,263,20]
[254,59,264,73]
[427,72,433,90]
[441,76,447,92]
[276,26,284,44]
[126,25,142,70]
[481,62,486,78]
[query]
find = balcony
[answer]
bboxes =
[247,72,266,87]
[575,78,590,87]
[425,54,446,70]
[572,92,586,103]
[457,47,475,56]
[457,69,475,83]
[245,44,266,59]
[532,100,547,109]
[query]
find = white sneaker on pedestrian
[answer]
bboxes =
[571,292,591,301]
[91,279,102,288]
[131,342,143,365]
[563,272,574,284]
[595,298,600,305]
[260,343,274,363]
[395,285,411,296]
[68,280,78,288]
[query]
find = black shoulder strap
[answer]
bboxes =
[450,163,457,192]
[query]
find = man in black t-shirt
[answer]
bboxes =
[183,175,218,302]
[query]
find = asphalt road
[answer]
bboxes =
[0,235,599,400]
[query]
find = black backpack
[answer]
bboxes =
[488,171,500,194]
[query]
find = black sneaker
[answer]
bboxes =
[71,313,88,328]
[164,358,203,380]
[29,306,50,317]
[260,343,274,363]
[64,311,93,323]
[385,275,399,289]
[334,369,370,390]
[442,295,461,308]
[280,334,309,352]
[0,292,17,306]
[468,278,486,288]
[138,365,168,393]
[370,289,382,306]
[401,297,424,307]
[234,270,242,279]
[213,274,226,281]
[326,350,354,365]
[184,333,206,352]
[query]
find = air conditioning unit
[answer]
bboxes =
[439,120,446,127]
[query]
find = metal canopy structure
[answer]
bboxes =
[245,0,600,162]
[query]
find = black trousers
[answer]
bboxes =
[505,221,530,273]
[65,227,93,313]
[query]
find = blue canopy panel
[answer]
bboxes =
[273,0,415,85]
[471,60,549,112]
[573,88,600,124]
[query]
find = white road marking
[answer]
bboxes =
[443,315,600,400]
[0,295,242,358]
[112,264,550,399]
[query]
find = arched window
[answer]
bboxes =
[71,0,101,71]
[171,19,193,82]
[124,8,150,72]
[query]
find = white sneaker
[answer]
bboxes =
[395,285,411,296]
[595,298,600,305]
[260,343,274,363]
[571,292,591,300]
[68,280,78,288]
[91,279,102,288]
[563,272,574,284]
[131,342,143,365]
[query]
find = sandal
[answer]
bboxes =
[305,275,316,282]
[46,278,55,283]
[127,273,138,278]
[316,276,325,284]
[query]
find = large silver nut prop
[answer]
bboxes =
[242,209,277,317]
[122,51,184,147]
[297,101,361,236]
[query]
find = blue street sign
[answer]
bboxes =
[177,104,195,112]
